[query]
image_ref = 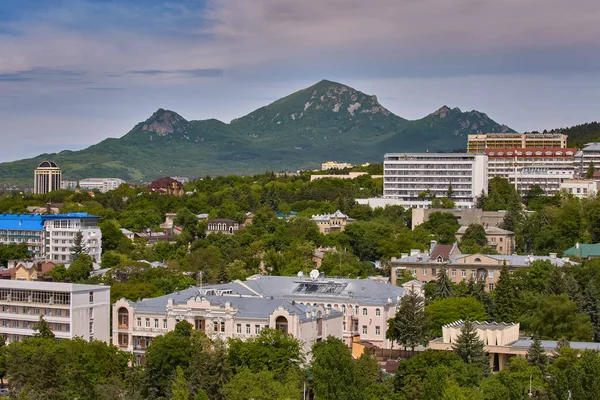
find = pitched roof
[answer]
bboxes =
[563,243,600,259]
[429,244,454,261]
[456,226,514,235]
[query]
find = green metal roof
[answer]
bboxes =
[563,243,600,259]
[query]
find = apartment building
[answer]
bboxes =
[0,213,102,263]
[383,153,488,209]
[113,274,417,363]
[321,161,353,170]
[311,210,354,234]
[390,241,574,290]
[0,280,110,343]
[575,143,600,176]
[411,208,507,229]
[467,133,567,154]
[34,161,62,194]
[78,178,126,193]
[485,148,576,195]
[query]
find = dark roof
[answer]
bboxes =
[37,160,59,168]
[429,244,453,261]
[207,218,239,224]
[149,177,182,189]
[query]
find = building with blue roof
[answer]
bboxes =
[0,212,102,264]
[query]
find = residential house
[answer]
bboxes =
[205,219,241,235]
[455,225,515,255]
[311,210,354,234]
[148,177,184,196]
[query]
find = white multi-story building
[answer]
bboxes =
[575,143,600,177]
[78,178,126,193]
[0,281,110,343]
[485,148,577,195]
[560,179,599,198]
[113,274,418,364]
[383,153,488,209]
[467,133,567,154]
[43,213,102,263]
[0,213,103,263]
[509,165,574,196]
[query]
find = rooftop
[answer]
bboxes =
[456,226,514,235]
[443,320,518,331]
[0,280,109,292]
[37,160,59,169]
[311,210,353,221]
[563,243,600,259]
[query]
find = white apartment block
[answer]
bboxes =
[575,143,600,177]
[0,213,102,263]
[78,178,126,193]
[560,180,599,198]
[485,148,577,195]
[383,153,488,209]
[0,281,110,343]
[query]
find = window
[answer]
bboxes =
[489,270,495,279]
[375,308,381,317]
[145,318,150,328]
[471,270,476,278]
[246,324,251,334]
[136,318,141,327]
[461,270,466,278]
[422,268,427,276]
[362,325,367,335]
[163,319,167,329]
[354,306,359,315]
[343,321,347,331]
[362,308,367,316]
[375,326,381,336]
[488,283,495,291]
[89,292,94,303]
[431,268,437,276]
[236,324,241,334]
[255,325,260,334]
[213,321,218,332]
[341,305,347,315]
[451,269,457,277]
[55,309,61,317]
[411,268,417,277]
[220,322,225,332]
[154,319,159,329]
[89,321,94,334]
[89,308,94,319]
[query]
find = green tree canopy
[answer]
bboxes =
[387,290,428,351]
[425,297,488,338]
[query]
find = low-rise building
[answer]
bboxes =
[78,178,126,193]
[563,242,600,260]
[411,208,507,229]
[575,142,600,177]
[456,226,515,255]
[205,219,241,235]
[390,241,574,290]
[429,320,600,371]
[311,210,354,234]
[321,161,353,170]
[509,165,574,195]
[0,261,57,280]
[0,280,110,343]
[311,172,369,181]
[148,177,184,196]
[560,179,599,198]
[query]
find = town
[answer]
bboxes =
[0,130,598,398]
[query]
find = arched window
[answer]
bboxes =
[117,307,129,329]
[341,305,347,315]
[229,226,233,233]
[474,258,482,262]
[375,308,381,316]
[362,308,368,316]
[275,316,288,334]
[327,304,332,311]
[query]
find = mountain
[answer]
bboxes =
[0,80,513,187]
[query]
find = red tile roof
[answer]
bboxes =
[429,244,453,261]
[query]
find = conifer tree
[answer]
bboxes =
[527,337,548,372]
[582,281,600,342]
[386,290,428,351]
[452,320,490,376]
[435,267,453,299]
[494,263,517,322]
[70,230,87,262]
[171,366,190,400]
[33,315,55,339]
[586,161,595,179]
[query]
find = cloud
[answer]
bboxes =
[128,69,224,78]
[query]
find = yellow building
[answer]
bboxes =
[321,161,353,170]
[34,161,62,194]
[467,133,567,154]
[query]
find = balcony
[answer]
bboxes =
[117,324,129,331]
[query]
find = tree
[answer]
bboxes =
[520,294,594,341]
[310,337,359,400]
[422,213,459,244]
[582,281,600,341]
[99,219,126,253]
[494,263,518,322]
[33,315,55,339]
[452,320,490,376]
[386,290,428,351]
[526,337,548,372]
[586,161,596,179]
[171,366,190,400]
[460,224,487,247]
[425,297,488,338]
[435,267,454,299]
[500,191,523,233]
[222,368,300,400]
[70,230,88,262]
[67,254,94,282]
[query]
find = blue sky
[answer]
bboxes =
[0,0,599,162]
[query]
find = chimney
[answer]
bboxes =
[410,249,420,257]
[549,253,557,259]
[576,242,580,249]
[430,240,437,251]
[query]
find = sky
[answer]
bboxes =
[0,0,599,162]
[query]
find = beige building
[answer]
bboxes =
[321,161,353,170]
[311,172,368,181]
[429,320,600,371]
[113,288,343,365]
[456,225,515,255]
[0,281,110,344]
[412,208,507,229]
[311,210,354,234]
[390,241,574,290]
[34,161,62,194]
[560,179,599,198]
[467,133,567,154]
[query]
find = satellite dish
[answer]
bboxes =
[309,269,319,280]
[297,271,304,277]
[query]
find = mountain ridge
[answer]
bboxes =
[0,80,514,187]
